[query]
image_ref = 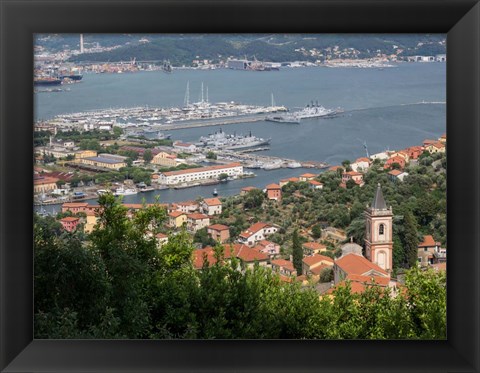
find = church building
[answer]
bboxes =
[364,183,393,273]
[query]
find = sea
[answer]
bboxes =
[34,62,446,211]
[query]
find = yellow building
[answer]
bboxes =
[81,156,126,170]
[152,152,178,167]
[75,150,98,160]
[34,176,59,194]
[168,211,187,228]
[425,142,446,154]
[84,211,99,233]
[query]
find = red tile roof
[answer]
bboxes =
[156,233,168,239]
[418,235,436,247]
[388,169,403,176]
[308,180,323,186]
[241,186,258,192]
[354,157,370,163]
[60,217,80,222]
[271,259,296,272]
[239,222,269,239]
[266,183,281,189]
[187,213,209,220]
[303,254,334,266]
[208,224,230,231]
[62,202,89,208]
[203,198,222,206]
[169,211,185,218]
[193,244,268,269]
[34,176,59,185]
[303,242,327,251]
[300,173,317,178]
[335,253,388,277]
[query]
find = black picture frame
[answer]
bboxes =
[1,0,479,372]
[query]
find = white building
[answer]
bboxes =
[159,163,243,185]
[238,222,278,247]
[351,157,371,172]
[201,198,222,216]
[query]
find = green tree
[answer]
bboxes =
[403,210,419,268]
[311,224,322,239]
[243,189,265,209]
[206,151,217,160]
[194,227,216,248]
[292,229,303,275]
[143,149,153,164]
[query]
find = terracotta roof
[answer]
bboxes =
[343,171,363,176]
[203,198,222,206]
[303,254,334,266]
[34,176,59,185]
[300,173,317,178]
[257,240,277,247]
[328,166,343,171]
[62,202,88,208]
[335,253,388,277]
[241,186,258,191]
[271,259,296,272]
[266,183,281,189]
[162,163,242,177]
[303,242,327,251]
[208,224,230,231]
[156,233,168,239]
[388,169,403,176]
[308,180,323,186]
[60,217,80,222]
[310,263,330,275]
[193,244,268,269]
[431,142,445,149]
[239,222,270,239]
[169,211,185,218]
[419,235,436,247]
[354,157,370,163]
[176,200,198,206]
[187,213,209,220]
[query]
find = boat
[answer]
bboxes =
[262,161,283,170]
[60,74,83,81]
[34,77,62,86]
[97,189,109,195]
[162,60,172,73]
[287,162,302,168]
[140,186,155,192]
[293,100,342,119]
[114,187,138,196]
[265,113,301,124]
[197,129,271,150]
[212,188,218,196]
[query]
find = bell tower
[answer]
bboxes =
[365,183,393,272]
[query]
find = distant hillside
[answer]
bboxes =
[35,34,446,65]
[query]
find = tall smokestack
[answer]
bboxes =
[80,34,84,54]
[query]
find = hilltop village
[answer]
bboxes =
[35,131,447,295]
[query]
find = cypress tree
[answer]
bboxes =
[292,229,303,275]
[403,210,419,268]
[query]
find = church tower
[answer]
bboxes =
[365,183,393,273]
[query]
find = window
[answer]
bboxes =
[379,224,385,235]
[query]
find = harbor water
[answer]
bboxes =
[34,63,446,211]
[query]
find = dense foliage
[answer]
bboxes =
[35,194,446,339]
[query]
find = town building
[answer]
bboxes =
[60,216,80,232]
[265,183,282,201]
[175,201,199,214]
[383,156,406,170]
[84,211,98,233]
[186,213,210,232]
[240,186,259,195]
[168,211,187,228]
[158,163,243,185]
[151,152,179,167]
[34,176,59,194]
[155,233,169,248]
[417,235,446,266]
[302,254,334,276]
[365,184,393,273]
[253,240,280,258]
[350,157,371,172]
[334,252,389,284]
[279,177,300,187]
[74,150,98,160]
[61,202,89,213]
[388,169,409,182]
[271,259,297,277]
[238,222,278,247]
[81,156,126,170]
[207,224,230,243]
[299,173,317,182]
[308,180,324,190]
[173,142,197,153]
[425,141,446,154]
[303,242,327,255]
[341,171,364,186]
[201,198,222,215]
[193,244,269,270]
